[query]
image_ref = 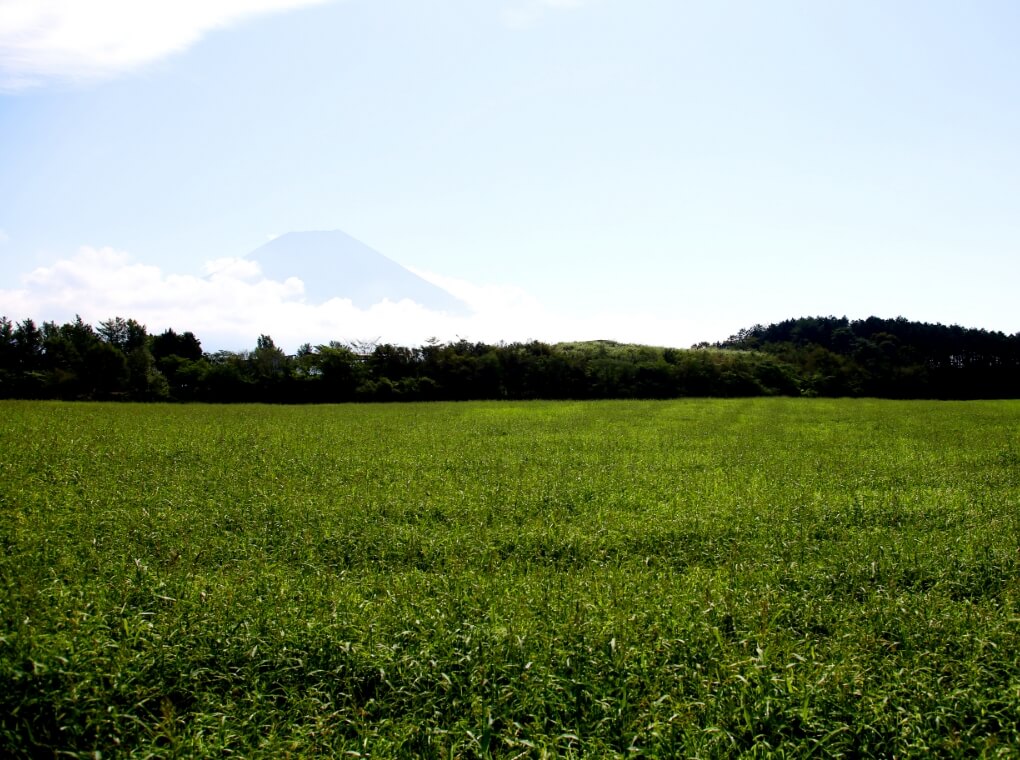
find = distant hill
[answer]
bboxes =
[247,230,469,314]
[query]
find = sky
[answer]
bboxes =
[1,0,1018,351]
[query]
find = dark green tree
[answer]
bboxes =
[97,317,148,353]
[82,341,129,398]
[151,328,203,362]
[314,343,363,400]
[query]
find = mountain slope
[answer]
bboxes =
[247,230,468,314]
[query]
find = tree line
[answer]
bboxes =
[1,314,1016,402]
[715,315,1020,398]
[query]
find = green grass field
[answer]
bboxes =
[1,399,1019,757]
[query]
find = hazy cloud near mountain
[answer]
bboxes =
[0,0,337,89]
[0,246,702,351]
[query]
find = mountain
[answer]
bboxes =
[247,230,469,314]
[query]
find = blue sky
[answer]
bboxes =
[1,0,1018,350]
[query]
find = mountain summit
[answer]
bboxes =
[247,230,468,314]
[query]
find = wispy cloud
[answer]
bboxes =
[0,229,9,245]
[0,246,703,351]
[500,0,589,30]
[0,0,336,90]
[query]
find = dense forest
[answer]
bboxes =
[0,314,1017,402]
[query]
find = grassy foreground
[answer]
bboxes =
[1,398,1018,758]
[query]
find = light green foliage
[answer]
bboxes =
[1,399,1019,757]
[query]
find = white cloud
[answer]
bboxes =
[0,246,704,352]
[0,0,336,90]
[0,229,8,245]
[202,257,264,281]
[500,0,588,29]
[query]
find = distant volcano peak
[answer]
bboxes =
[248,230,468,314]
